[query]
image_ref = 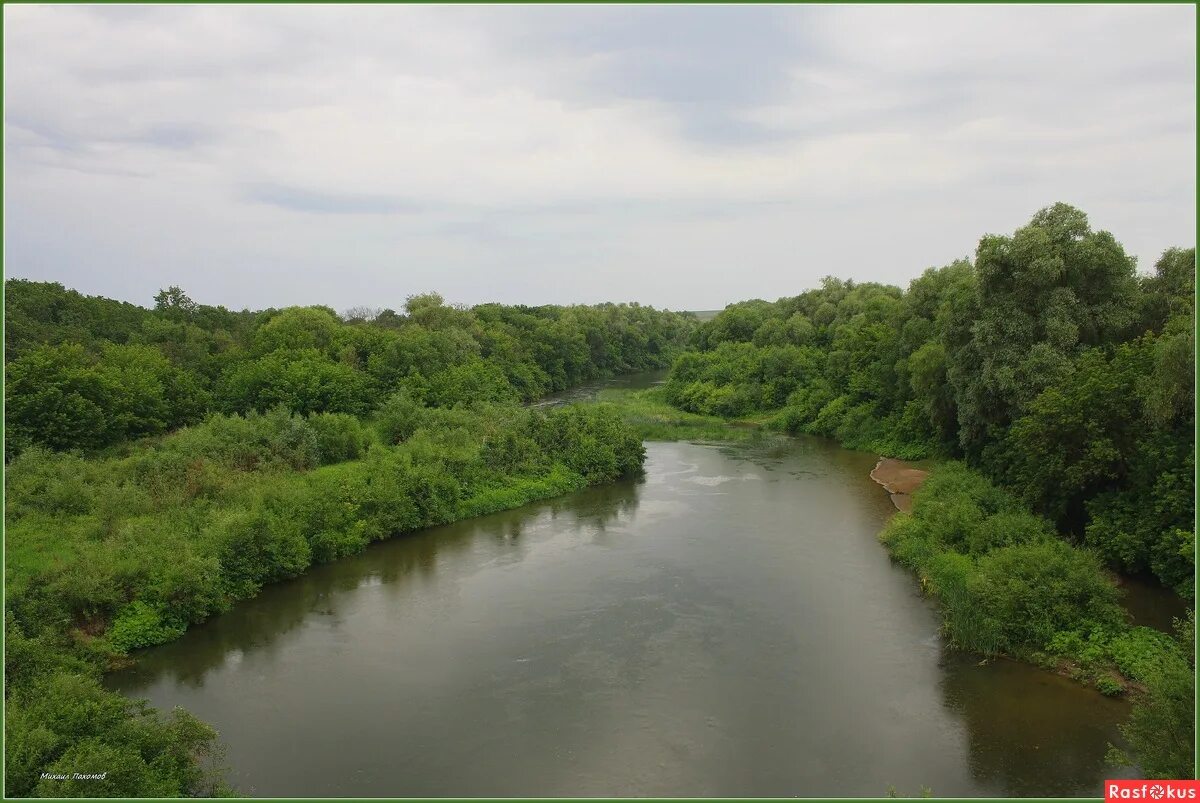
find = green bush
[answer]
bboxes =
[376,390,426,444]
[881,463,1125,660]
[1107,627,1183,683]
[7,672,228,797]
[966,540,1123,656]
[1044,627,1111,669]
[1114,613,1195,779]
[307,411,371,464]
[106,601,187,652]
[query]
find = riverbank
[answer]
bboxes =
[875,460,1191,714]
[598,390,1190,714]
[87,391,1191,793]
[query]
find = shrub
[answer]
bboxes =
[106,601,187,652]
[882,463,1126,661]
[307,411,371,464]
[1107,627,1183,683]
[1116,628,1195,778]
[967,540,1123,656]
[376,390,426,444]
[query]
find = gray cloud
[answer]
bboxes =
[242,184,428,216]
[500,6,823,146]
[5,114,87,153]
[2,4,1195,311]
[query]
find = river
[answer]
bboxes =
[107,433,1140,797]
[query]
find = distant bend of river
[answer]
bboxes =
[108,434,1139,797]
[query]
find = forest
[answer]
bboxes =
[3,289,695,796]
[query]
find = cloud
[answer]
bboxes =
[489,6,826,147]
[242,184,428,216]
[2,4,1195,310]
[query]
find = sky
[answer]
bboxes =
[3,4,1196,313]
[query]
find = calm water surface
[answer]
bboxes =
[109,438,1137,797]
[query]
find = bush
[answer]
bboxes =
[307,412,371,464]
[1114,615,1195,779]
[211,504,312,597]
[537,404,645,483]
[376,390,426,445]
[967,540,1123,656]
[1044,627,1111,669]
[6,672,227,798]
[1107,627,1183,683]
[106,601,187,652]
[881,463,1125,660]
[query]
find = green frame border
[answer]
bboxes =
[0,2,1194,800]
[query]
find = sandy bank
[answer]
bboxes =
[870,457,929,512]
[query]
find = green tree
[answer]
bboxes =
[950,203,1140,455]
[5,344,117,454]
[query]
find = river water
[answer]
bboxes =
[108,434,1140,797]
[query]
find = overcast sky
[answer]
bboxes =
[4,5,1195,313]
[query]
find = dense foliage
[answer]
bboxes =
[5,283,694,458]
[883,463,1122,659]
[4,286,692,797]
[593,387,774,443]
[880,463,1194,778]
[663,205,1195,597]
[1112,612,1196,779]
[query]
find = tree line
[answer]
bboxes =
[5,283,695,457]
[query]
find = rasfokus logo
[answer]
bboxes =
[1107,781,1200,801]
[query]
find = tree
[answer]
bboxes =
[949,203,1140,455]
[254,307,341,354]
[5,344,117,454]
[153,286,199,320]
[218,349,374,417]
[1002,345,1144,529]
[1140,247,1196,334]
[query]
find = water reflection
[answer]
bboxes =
[108,440,1144,797]
[110,478,645,693]
[940,650,1135,796]
[1118,574,1189,632]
